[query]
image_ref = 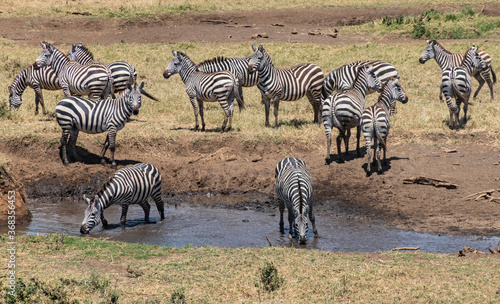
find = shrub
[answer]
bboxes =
[259,262,284,292]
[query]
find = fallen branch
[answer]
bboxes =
[488,246,499,254]
[403,176,458,189]
[466,189,500,203]
[67,11,92,16]
[266,236,273,247]
[391,246,420,251]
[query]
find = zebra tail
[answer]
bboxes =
[373,116,387,152]
[491,65,497,84]
[105,69,114,99]
[233,78,245,111]
[451,76,473,106]
[140,88,160,102]
[330,100,343,133]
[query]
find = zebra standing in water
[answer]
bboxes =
[322,65,381,164]
[198,55,260,103]
[55,82,144,168]
[361,77,408,174]
[419,39,496,101]
[322,60,397,100]
[34,41,112,100]
[163,50,244,132]
[441,45,485,130]
[275,157,317,244]
[8,65,61,115]
[80,162,165,234]
[248,44,324,128]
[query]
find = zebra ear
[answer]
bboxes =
[138,81,145,90]
[78,42,83,47]
[83,194,91,205]
[258,44,264,51]
[251,43,257,52]
[171,49,177,57]
[126,82,133,91]
[40,41,47,49]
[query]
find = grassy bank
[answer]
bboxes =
[1,234,500,303]
[1,41,499,150]
[1,0,494,18]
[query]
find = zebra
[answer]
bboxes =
[34,41,112,101]
[198,54,260,103]
[163,50,244,132]
[441,45,485,130]
[55,81,144,168]
[419,39,496,102]
[247,43,324,128]
[322,65,381,165]
[67,43,134,95]
[361,77,408,174]
[80,162,165,234]
[322,60,397,100]
[8,65,61,115]
[275,157,317,244]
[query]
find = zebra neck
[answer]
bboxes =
[51,49,70,75]
[434,46,457,69]
[351,74,369,100]
[376,89,393,113]
[179,60,197,84]
[11,68,29,95]
[460,53,476,75]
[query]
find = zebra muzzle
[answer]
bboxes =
[163,70,171,79]
[80,224,89,234]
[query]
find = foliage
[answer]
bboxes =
[259,261,284,292]
[171,288,187,304]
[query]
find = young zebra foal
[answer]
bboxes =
[163,50,244,132]
[275,157,318,244]
[322,65,381,165]
[80,163,165,234]
[441,45,485,130]
[8,65,61,115]
[55,81,144,168]
[361,77,408,174]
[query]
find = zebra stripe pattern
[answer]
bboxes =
[80,162,165,234]
[419,39,496,101]
[322,65,381,164]
[275,157,317,244]
[8,65,61,115]
[248,44,324,128]
[361,77,408,174]
[322,60,397,100]
[55,82,144,168]
[163,50,244,132]
[34,41,112,100]
[440,45,485,130]
[67,42,137,96]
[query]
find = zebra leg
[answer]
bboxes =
[287,207,295,239]
[309,204,318,238]
[262,96,271,127]
[325,131,332,165]
[152,191,165,220]
[444,96,458,129]
[33,86,46,115]
[462,102,468,126]
[69,128,81,162]
[344,128,351,156]
[306,91,321,125]
[336,130,345,163]
[278,199,285,234]
[273,98,281,129]
[107,129,118,169]
[100,212,108,228]
[199,100,206,132]
[140,202,151,223]
[365,135,372,174]
[99,134,110,165]
[60,129,70,166]
[189,97,200,131]
[376,141,383,173]
[356,125,362,157]
[120,204,129,227]
[472,73,485,101]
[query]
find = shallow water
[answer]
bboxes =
[4,196,499,253]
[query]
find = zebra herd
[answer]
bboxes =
[6,40,496,243]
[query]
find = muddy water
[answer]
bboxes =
[4,195,500,253]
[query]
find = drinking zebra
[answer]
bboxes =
[55,81,144,168]
[322,60,397,100]
[80,162,165,234]
[419,39,496,102]
[441,45,485,130]
[8,65,61,115]
[322,65,381,164]
[34,41,112,101]
[361,77,408,174]
[163,50,244,132]
[198,55,259,102]
[248,44,324,128]
[275,157,317,244]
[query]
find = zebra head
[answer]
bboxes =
[364,66,381,93]
[35,41,55,69]
[66,43,81,61]
[248,44,265,74]
[8,85,22,110]
[388,77,408,105]
[419,39,436,64]
[80,194,102,234]
[468,45,485,71]
[294,213,309,245]
[125,81,144,115]
[163,50,182,79]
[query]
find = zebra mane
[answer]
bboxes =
[92,174,115,203]
[297,175,304,214]
[76,43,95,60]
[430,40,452,55]
[376,77,397,102]
[176,51,199,69]
[198,56,228,67]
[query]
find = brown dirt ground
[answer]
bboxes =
[1,5,500,238]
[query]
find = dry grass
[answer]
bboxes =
[1,40,499,149]
[2,235,499,303]
[1,0,494,18]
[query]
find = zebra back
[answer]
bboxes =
[198,56,258,87]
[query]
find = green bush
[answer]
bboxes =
[259,262,284,292]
